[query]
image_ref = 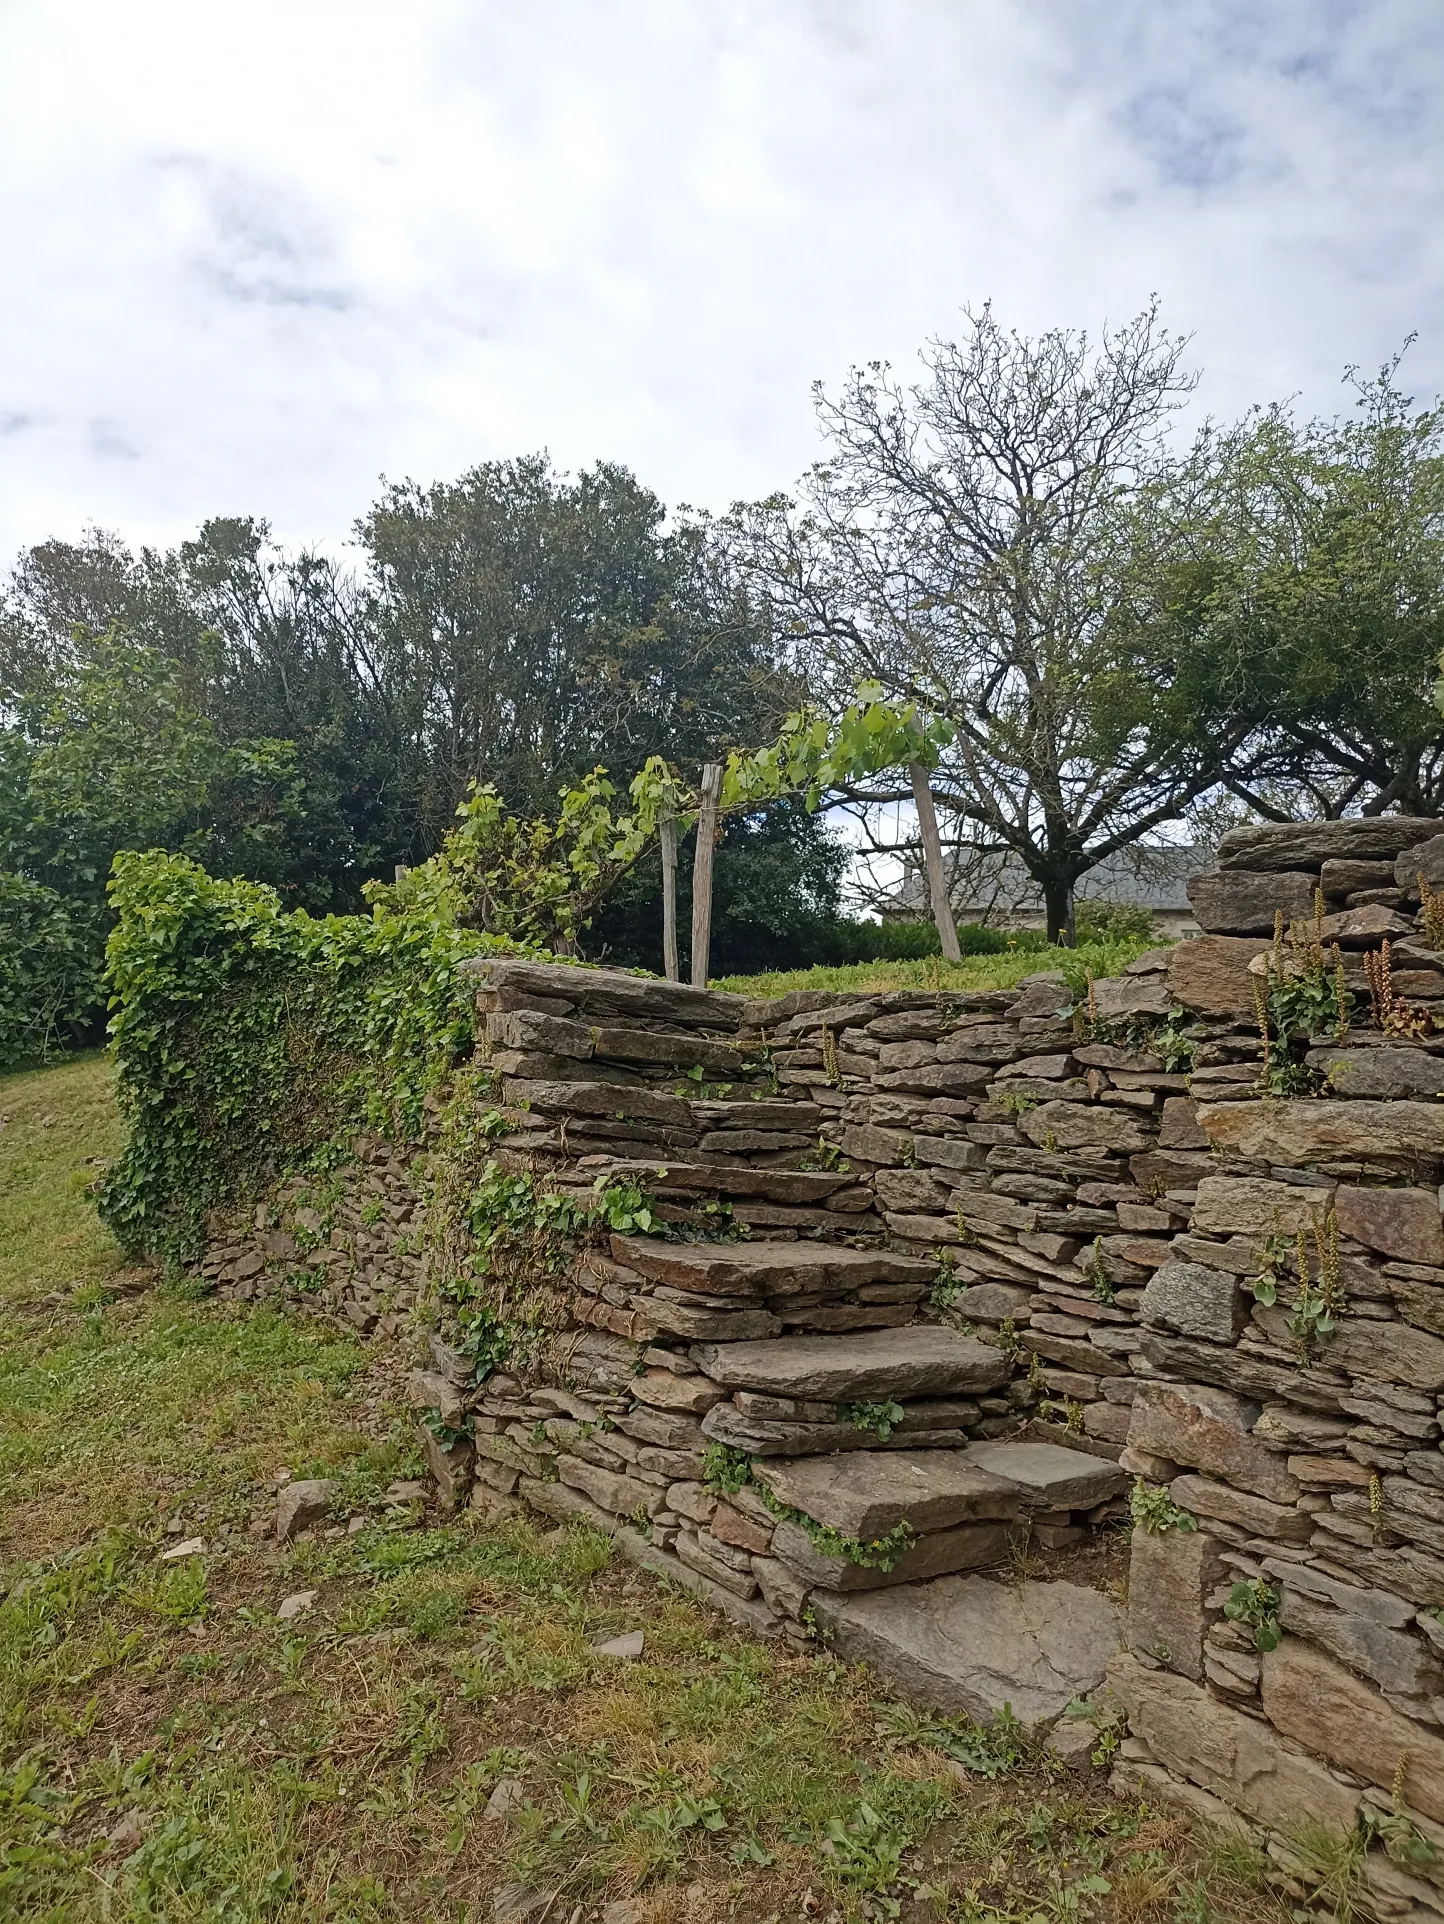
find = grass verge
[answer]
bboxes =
[713,938,1163,1001]
[0,1056,1281,1922]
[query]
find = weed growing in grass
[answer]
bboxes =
[875,1699,1031,1779]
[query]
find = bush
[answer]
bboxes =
[1073,900,1158,943]
[0,874,105,1070]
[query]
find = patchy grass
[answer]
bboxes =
[714,937,1163,1002]
[0,1057,1283,1922]
[0,1053,126,1307]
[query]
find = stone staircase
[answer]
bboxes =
[545,1229,1132,1729]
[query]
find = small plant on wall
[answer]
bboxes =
[1247,904,1362,1099]
[1224,1577,1282,1651]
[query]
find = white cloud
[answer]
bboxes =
[0,0,1439,561]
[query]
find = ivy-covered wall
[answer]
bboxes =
[95,850,521,1266]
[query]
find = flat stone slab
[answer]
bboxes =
[1197,1100,1444,1164]
[811,1575,1123,1726]
[1018,1101,1150,1153]
[752,1449,1021,1538]
[587,1160,855,1203]
[771,1517,1013,1591]
[1187,869,1318,935]
[464,955,747,1030]
[701,1406,974,1458]
[689,1326,1012,1400]
[961,1441,1128,1510]
[615,1236,934,1297]
[1216,817,1439,870]
[1306,1045,1444,1101]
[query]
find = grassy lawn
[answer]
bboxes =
[0,1055,1282,1922]
[713,938,1161,1001]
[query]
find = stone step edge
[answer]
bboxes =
[582,1158,854,1198]
[515,1474,782,1641]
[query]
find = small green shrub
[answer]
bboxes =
[701,1444,754,1496]
[1073,900,1157,943]
[0,874,104,1069]
[841,1400,905,1441]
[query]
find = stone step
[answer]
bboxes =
[463,955,747,1031]
[701,1405,978,1459]
[961,1440,1129,1512]
[591,1162,859,1204]
[688,1326,1013,1400]
[686,1101,826,1131]
[612,1235,934,1299]
[753,1449,1021,1539]
[749,1442,1125,1545]
[770,1516,1013,1591]
[810,1575,1124,1727]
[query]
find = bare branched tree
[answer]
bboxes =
[730,302,1250,940]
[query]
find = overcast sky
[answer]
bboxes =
[1,0,1440,566]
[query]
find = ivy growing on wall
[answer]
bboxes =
[96,849,540,1267]
[420,1077,670,1381]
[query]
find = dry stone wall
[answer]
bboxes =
[199,1134,425,1335]
[190,815,1444,1918]
[1115,817,1444,1924]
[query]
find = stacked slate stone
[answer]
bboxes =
[203,1134,423,1334]
[188,817,1444,1893]
[451,961,1140,1642]
[573,1229,928,1348]
[472,959,759,1163]
[1185,814,1444,1015]
[1105,819,1444,1923]
[675,1328,1017,1613]
[755,974,1209,1462]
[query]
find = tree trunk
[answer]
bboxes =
[907,764,962,962]
[659,811,679,982]
[1041,874,1074,946]
[689,763,725,988]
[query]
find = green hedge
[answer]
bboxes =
[95,850,531,1267]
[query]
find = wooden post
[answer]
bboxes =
[908,762,962,963]
[689,762,725,988]
[659,810,679,982]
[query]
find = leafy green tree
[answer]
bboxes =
[0,521,390,910]
[0,874,97,1065]
[357,454,801,842]
[0,459,822,919]
[1162,355,1444,818]
[15,636,304,904]
[0,637,304,1063]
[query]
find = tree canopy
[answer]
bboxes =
[1156,353,1444,820]
[728,312,1444,938]
[3,315,1443,1059]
